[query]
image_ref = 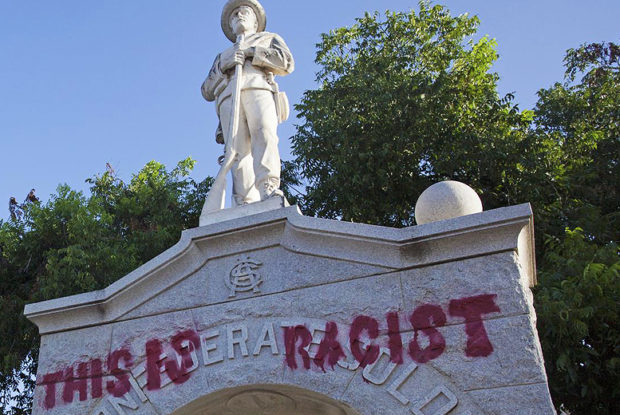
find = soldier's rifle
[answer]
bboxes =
[200,34,245,224]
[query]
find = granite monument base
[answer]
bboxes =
[25,203,555,414]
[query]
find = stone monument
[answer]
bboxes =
[23,2,556,414]
[24,202,556,415]
[199,0,294,225]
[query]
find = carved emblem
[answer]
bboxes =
[226,257,263,297]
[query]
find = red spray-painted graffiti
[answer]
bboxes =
[282,294,499,371]
[38,294,500,410]
[41,348,133,410]
[144,329,201,390]
[449,294,501,357]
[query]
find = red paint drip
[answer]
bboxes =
[314,322,346,370]
[62,363,88,404]
[449,294,500,357]
[145,339,164,391]
[166,330,201,385]
[90,359,103,399]
[408,304,447,363]
[106,348,133,397]
[284,325,312,370]
[349,315,380,368]
[386,312,404,364]
[42,371,63,409]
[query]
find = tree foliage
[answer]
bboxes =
[531,41,619,244]
[292,1,533,226]
[531,41,619,414]
[0,159,209,414]
[291,2,618,413]
[536,229,619,414]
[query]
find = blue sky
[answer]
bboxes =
[1,0,618,216]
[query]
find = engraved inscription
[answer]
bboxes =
[39,293,499,414]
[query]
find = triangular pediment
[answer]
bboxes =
[25,204,535,336]
[122,245,392,321]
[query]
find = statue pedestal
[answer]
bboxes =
[200,195,289,226]
[25,203,555,415]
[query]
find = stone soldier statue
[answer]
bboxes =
[200,0,294,219]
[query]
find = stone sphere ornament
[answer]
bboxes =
[415,180,483,225]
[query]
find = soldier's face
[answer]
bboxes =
[230,6,258,36]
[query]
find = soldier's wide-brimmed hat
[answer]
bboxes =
[221,0,267,42]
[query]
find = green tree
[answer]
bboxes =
[531,41,619,414]
[292,1,533,226]
[531,41,619,245]
[535,229,619,415]
[0,159,210,414]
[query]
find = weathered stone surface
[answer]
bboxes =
[89,379,161,415]
[190,272,404,330]
[340,363,484,415]
[37,325,113,376]
[122,246,391,320]
[25,204,554,415]
[32,386,104,415]
[199,195,289,226]
[466,382,555,415]
[420,315,549,390]
[399,252,531,318]
[24,204,536,335]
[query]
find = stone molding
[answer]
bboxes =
[25,203,535,336]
